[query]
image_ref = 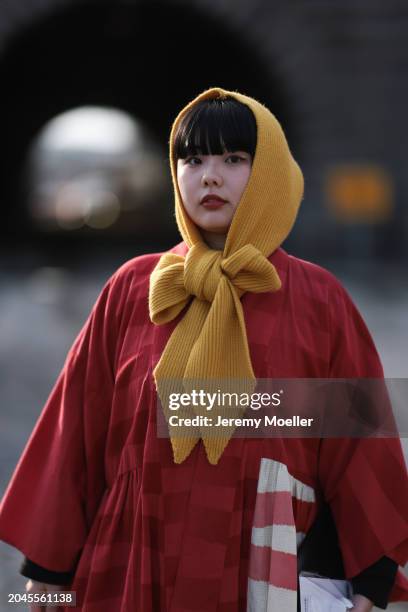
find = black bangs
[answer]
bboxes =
[173,96,257,160]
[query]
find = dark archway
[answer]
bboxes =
[0,0,295,248]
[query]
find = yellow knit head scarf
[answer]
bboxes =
[149,87,304,464]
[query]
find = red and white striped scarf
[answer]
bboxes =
[247,458,316,611]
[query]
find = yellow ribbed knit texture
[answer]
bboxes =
[149,87,304,465]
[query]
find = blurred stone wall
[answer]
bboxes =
[0,0,408,258]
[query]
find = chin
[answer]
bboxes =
[201,226,229,234]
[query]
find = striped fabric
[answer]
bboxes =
[248,458,316,612]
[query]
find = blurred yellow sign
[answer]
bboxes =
[325,165,394,222]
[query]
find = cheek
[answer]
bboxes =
[176,176,187,201]
[176,164,187,196]
[236,167,252,196]
[177,169,191,197]
[177,176,195,213]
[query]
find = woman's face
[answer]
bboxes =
[176,151,252,235]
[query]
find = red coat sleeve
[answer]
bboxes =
[0,272,124,573]
[318,279,408,602]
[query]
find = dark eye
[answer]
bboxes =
[226,154,246,164]
[186,156,201,166]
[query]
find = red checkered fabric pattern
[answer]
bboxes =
[0,243,407,611]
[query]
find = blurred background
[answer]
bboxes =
[0,0,407,609]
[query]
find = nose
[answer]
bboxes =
[201,166,223,187]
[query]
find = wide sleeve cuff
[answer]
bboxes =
[351,556,398,609]
[20,557,75,586]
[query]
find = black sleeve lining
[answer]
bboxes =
[298,503,399,609]
[20,557,74,586]
[351,555,398,610]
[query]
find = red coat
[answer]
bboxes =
[0,243,407,611]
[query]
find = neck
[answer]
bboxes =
[201,230,227,251]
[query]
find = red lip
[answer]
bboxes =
[202,200,226,210]
[200,195,227,209]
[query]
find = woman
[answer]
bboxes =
[1,87,407,611]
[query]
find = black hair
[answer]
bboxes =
[173,95,257,160]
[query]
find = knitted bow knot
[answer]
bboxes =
[149,243,282,464]
[220,244,282,295]
[150,243,281,321]
[184,244,222,302]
